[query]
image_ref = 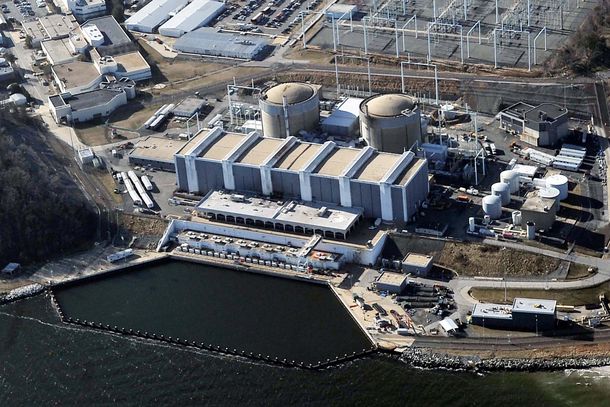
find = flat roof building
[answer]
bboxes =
[174,127,429,223]
[374,271,408,293]
[471,298,556,331]
[196,190,363,239]
[128,136,188,171]
[48,79,135,124]
[174,28,268,60]
[125,0,190,33]
[22,14,78,47]
[402,253,433,275]
[321,97,362,138]
[172,97,207,118]
[499,102,569,147]
[520,189,558,231]
[81,15,137,56]
[158,0,225,38]
[41,38,80,66]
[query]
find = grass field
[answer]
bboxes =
[470,282,609,306]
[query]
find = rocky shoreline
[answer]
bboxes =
[400,347,610,372]
[0,283,45,304]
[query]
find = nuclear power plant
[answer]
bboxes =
[359,94,422,154]
[259,82,320,139]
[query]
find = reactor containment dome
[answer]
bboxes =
[259,82,320,139]
[359,93,422,154]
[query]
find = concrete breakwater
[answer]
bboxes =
[0,284,45,304]
[50,285,375,370]
[400,347,610,372]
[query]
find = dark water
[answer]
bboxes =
[2,265,610,405]
[53,260,372,365]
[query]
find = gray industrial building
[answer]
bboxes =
[359,94,422,154]
[499,102,569,147]
[173,28,268,60]
[174,127,429,223]
[471,298,556,331]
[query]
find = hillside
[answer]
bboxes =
[0,109,96,266]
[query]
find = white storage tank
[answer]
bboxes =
[482,195,502,219]
[491,182,511,205]
[538,186,561,205]
[468,217,475,232]
[545,174,568,200]
[526,221,536,240]
[500,170,520,193]
[259,82,320,138]
[359,93,422,154]
[511,210,522,225]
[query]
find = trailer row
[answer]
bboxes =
[143,103,175,130]
[120,172,155,208]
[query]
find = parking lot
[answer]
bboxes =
[215,0,323,36]
[1,0,47,24]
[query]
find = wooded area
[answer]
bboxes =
[547,0,610,74]
[0,109,96,266]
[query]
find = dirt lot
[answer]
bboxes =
[439,242,561,277]
[385,234,561,277]
[107,102,160,131]
[116,213,169,250]
[470,281,610,306]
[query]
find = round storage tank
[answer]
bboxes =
[482,195,502,219]
[545,174,568,200]
[359,93,422,154]
[491,182,511,205]
[259,82,320,138]
[539,186,561,205]
[500,170,520,193]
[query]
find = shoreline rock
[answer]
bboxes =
[0,284,45,304]
[400,347,610,372]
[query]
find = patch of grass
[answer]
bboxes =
[566,263,596,280]
[470,283,610,307]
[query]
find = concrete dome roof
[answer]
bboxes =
[264,82,315,105]
[362,94,416,117]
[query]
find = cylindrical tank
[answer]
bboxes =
[500,170,520,193]
[468,217,475,232]
[491,182,511,205]
[259,82,320,138]
[482,195,502,219]
[538,186,561,205]
[526,221,536,240]
[483,215,491,225]
[545,174,568,200]
[359,93,422,154]
[512,210,522,226]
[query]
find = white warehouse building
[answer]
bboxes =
[125,0,190,33]
[158,0,225,38]
[173,28,268,60]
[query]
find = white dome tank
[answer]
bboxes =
[259,82,320,138]
[359,93,422,154]
[500,170,520,193]
[482,195,502,219]
[491,182,511,205]
[545,174,568,200]
[539,186,561,205]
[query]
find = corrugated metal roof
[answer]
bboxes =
[173,28,268,59]
[125,0,190,31]
[159,0,225,36]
